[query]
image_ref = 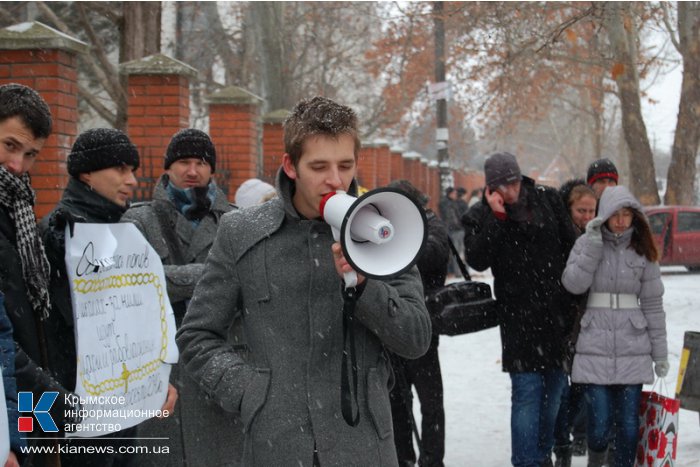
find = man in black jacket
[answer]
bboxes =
[0,83,61,466]
[40,128,177,466]
[388,180,450,467]
[462,152,576,467]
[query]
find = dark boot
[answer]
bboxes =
[587,449,607,467]
[540,455,554,467]
[604,445,614,467]
[572,435,587,456]
[554,444,573,467]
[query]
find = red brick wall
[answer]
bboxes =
[126,74,190,199]
[390,149,403,181]
[357,146,377,190]
[209,103,259,198]
[0,49,79,219]
[262,122,284,184]
[375,144,391,188]
[417,161,427,195]
[429,166,441,212]
[409,158,422,188]
[402,156,413,184]
[453,170,486,197]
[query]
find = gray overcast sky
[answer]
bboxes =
[642,62,682,154]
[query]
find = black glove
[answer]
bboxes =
[50,208,78,238]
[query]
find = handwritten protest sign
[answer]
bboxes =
[65,223,178,437]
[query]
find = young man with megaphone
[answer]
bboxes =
[177,96,431,467]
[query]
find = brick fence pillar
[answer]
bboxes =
[402,151,420,187]
[390,146,404,180]
[262,109,290,184]
[357,144,377,190]
[0,21,87,219]
[207,86,262,198]
[428,161,440,212]
[120,53,197,200]
[374,140,391,188]
[418,158,429,196]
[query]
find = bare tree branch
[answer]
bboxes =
[77,84,117,126]
[77,3,126,108]
[0,5,14,24]
[660,1,681,53]
[87,1,122,24]
[36,1,69,31]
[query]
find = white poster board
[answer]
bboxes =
[65,223,178,437]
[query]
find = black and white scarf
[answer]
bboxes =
[0,166,51,320]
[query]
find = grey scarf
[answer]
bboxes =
[0,167,51,319]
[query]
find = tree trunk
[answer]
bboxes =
[118,2,161,130]
[603,2,660,205]
[250,2,288,111]
[664,1,700,205]
[121,2,161,61]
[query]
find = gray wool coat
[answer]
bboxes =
[562,186,667,386]
[123,175,234,307]
[176,170,432,467]
[122,175,243,467]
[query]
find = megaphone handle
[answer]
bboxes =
[344,271,358,288]
[331,226,358,288]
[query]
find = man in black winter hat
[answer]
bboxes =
[586,158,618,199]
[38,127,177,466]
[462,151,577,467]
[122,128,242,466]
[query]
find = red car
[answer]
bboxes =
[645,205,700,271]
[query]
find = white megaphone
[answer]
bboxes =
[320,188,427,288]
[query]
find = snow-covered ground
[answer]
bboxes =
[432,267,700,466]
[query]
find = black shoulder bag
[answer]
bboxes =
[429,238,499,336]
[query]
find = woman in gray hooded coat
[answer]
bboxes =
[561,185,668,467]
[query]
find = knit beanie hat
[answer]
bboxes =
[587,158,618,186]
[67,128,139,177]
[235,178,277,208]
[484,152,521,189]
[165,129,216,172]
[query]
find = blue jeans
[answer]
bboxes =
[510,369,568,467]
[585,384,642,467]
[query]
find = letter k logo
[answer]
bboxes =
[18,392,59,432]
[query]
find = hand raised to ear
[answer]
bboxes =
[484,187,505,214]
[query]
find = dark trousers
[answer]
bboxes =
[554,381,587,447]
[390,337,445,467]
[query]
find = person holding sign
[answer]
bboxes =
[39,128,177,466]
[176,96,431,467]
[122,128,242,466]
[0,83,68,466]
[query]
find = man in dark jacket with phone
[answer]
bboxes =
[462,152,576,467]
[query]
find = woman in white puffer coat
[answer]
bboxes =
[561,185,668,467]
